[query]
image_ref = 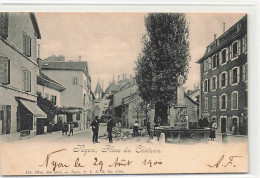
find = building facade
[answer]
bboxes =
[40,59,93,130]
[0,12,46,138]
[197,15,247,135]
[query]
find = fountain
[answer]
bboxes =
[155,75,211,143]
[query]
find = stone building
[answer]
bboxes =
[39,58,93,130]
[196,15,247,135]
[0,12,46,139]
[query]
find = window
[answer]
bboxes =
[219,94,227,110]
[220,48,227,65]
[212,96,217,111]
[219,72,228,88]
[232,41,238,58]
[242,35,247,53]
[212,55,217,69]
[0,56,10,84]
[22,32,31,57]
[51,95,57,105]
[203,59,208,73]
[22,70,31,92]
[212,76,217,90]
[0,12,9,39]
[242,63,248,82]
[231,91,238,110]
[45,93,49,100]
[73,77,78,85]
[231,40,241,60]
[204,97,208,112]
[204,79,209,93]
[230,67,240,85]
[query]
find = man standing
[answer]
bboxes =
[91,116,100,143]
[107,116,114,143]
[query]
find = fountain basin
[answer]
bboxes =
[155,126,211,143]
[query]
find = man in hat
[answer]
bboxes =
[91,116,100,143]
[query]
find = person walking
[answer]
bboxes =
[146,121,151,136]
[209,122,217,141]
[133,121,139,137]
[62,122,68,135]
[68,122,74,136]
[107,116,114,143]
[91,116,100,143]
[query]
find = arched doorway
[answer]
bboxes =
[232,116,238,135]
[221,117,226,133]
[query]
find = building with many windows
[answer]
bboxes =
[196,15,247,135]
[0,12,47,138]
[39,58,93,130]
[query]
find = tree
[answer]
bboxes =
[135,13,190,126]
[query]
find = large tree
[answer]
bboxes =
[135,13,190,126]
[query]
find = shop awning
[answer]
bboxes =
[20,100,47,118]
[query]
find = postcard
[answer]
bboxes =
[0,12,248,175]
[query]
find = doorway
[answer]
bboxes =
[221,117,226,133]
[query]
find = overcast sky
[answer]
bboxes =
[36,12,246,91]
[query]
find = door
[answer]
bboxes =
[1,105,11,134]
[36,118,45,135]
[221,117,226,133]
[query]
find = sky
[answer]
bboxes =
[35,12,246,91]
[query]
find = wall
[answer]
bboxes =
[37,85,61,106]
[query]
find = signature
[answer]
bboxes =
[207,155,243,168]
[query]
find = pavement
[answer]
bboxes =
[0,124,248,144]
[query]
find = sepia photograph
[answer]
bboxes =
[0,11,249,175]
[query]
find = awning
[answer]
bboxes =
[20,100,47,118]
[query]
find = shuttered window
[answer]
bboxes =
[212,96,217,111]
[22,32,31,57]
[0,12,9,38]
[22,70,31,92]
[231,92,238,110]
[0,56,10,84]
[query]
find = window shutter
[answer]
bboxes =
[0,56,10,84]
[238,39,241,55]
[23,34,27,54]
[219,52,222,65]
[219,74,221,88]
[0,12,9,38]
[226,48,229,61]
[208,57,212,70]
[202,80,205,92]
[229,70,232,85]
[215,76,218,89]
[219,96,221,109]
[225,72,228,86]
[229,46,232,60]
[237,67,240,83]
[22,71,26,90]
[225,95,228,109]
[242,37,245,53]
[29,37,31,57]
[242,64,245,81]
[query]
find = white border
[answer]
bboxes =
[0,1,259,178]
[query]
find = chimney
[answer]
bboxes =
[79,55,81,61]
[223,22,226,33]
[214,34,217,41]
[102,80,104,91]
[37,44,40,58]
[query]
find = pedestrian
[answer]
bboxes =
[146,121,151,136]
[209,122,217,141]
[133,121,139,137]
[107,116,114,143]
[91,116,100,143]
[62,122,68,135]
[68,122,74,136]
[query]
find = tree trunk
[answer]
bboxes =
[154,102,168,126]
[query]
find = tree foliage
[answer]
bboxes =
[37,93,57,124]
[135,13,190,125]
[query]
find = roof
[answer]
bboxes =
[29,13,41,39]
[37,72,66,91]
[184,92,199,106]
[94,81,103,94]
[40,61,90,77]
[196,15,247,64]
